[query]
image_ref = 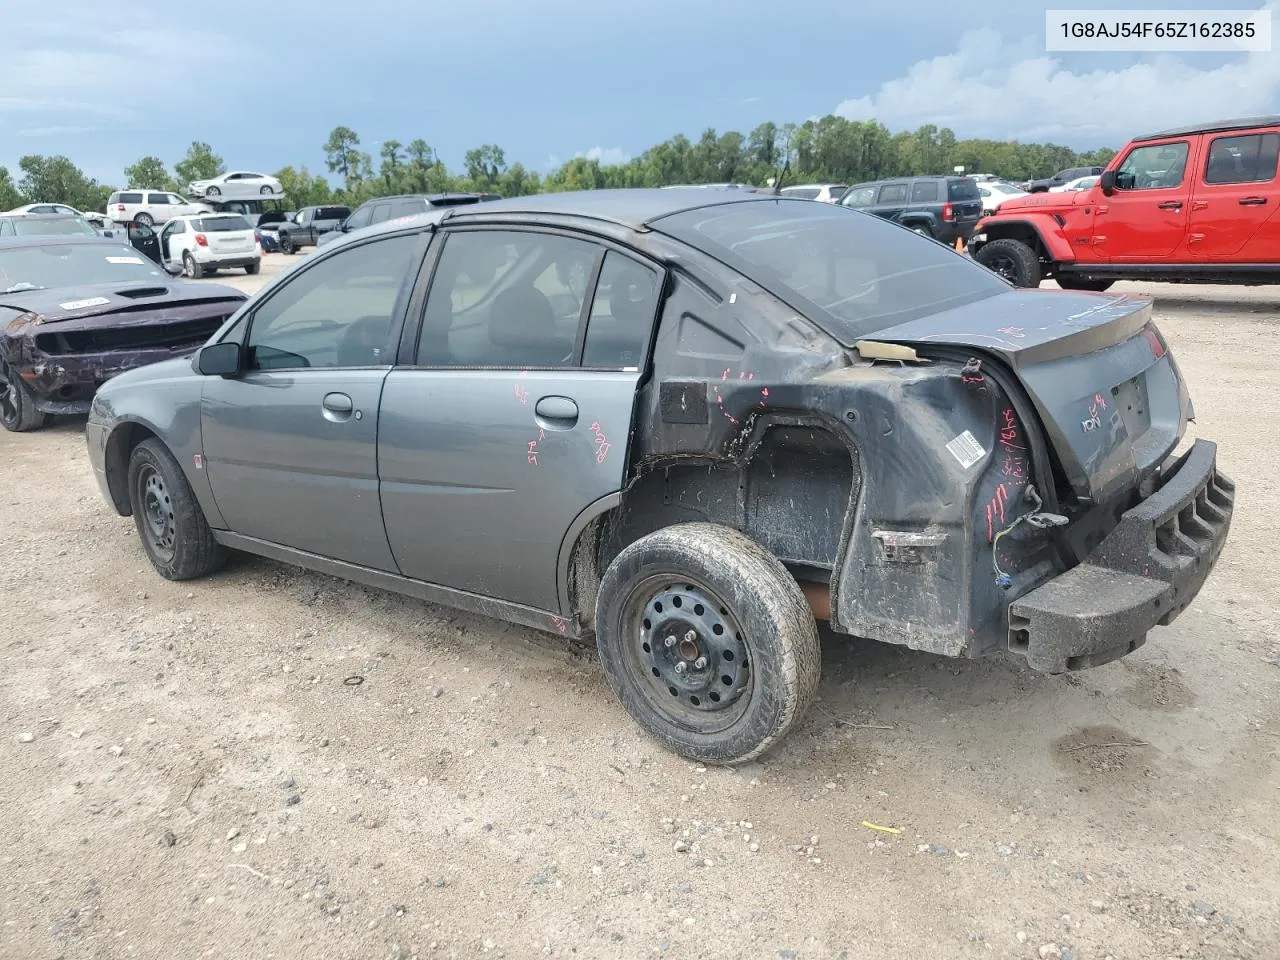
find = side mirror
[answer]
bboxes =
[1099,170,1117,196]
[197,341,243,378]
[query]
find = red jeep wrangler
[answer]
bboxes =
[969,116,1280,289]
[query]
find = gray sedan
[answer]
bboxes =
[86,189,1233,764]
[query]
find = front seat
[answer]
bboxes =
[336,315,392,366]
[487,285,569,366]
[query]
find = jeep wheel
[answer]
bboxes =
[0,360,47,432]
[127,439,225,580]
[1056,276,1115,292]
[595,523,821,765]
[975,237,1042,287]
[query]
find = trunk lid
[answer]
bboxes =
[873,289,1191,505]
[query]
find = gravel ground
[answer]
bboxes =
[1,268,1277,960]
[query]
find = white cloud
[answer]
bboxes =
[583,146,630,166]
[835,7,1280,145]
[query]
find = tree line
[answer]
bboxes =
[0,116,1117,212]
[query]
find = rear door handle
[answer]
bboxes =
[1239,197,1268,206]
[322,392,354,421]
[535,395,578,428]
[1156,201,1183,210]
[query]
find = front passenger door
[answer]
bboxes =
[200,232,425,570]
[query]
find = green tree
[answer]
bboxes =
[464,145,506,190]
[16,155,110,210]
[0,166,23,210]
[274,165,334,207]
[380,139,404,189]
[323,126,362,181]
[123,155,174,191]
[173,141,225,189]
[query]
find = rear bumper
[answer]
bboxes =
[196,254,257,269]
[1009,438,1234,673]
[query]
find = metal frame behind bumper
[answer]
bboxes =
[1009,438,1234,673]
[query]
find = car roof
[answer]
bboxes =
[0,234,116,250]
[1133,115,1280,142]
[441,188,777,228]
[0,213,87,219]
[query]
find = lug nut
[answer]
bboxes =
[674,662,687,674]
[664,636,677,648]
[684,630,697,643]
[693,656,707,670]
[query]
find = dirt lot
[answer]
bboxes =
[2,265,1278,960]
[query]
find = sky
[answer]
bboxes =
[2,0,1278,190]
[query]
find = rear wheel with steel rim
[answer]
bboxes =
[134,212,153,227]
[183,252,202,279]
[595,523,821,764]
[280,233,295,254]
[127,438,225,580]
[0,360,47,432]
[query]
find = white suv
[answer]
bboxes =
[778,184,848,203]
[107,190,211,227]
[157,213,261,278]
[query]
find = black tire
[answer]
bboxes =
[245,260,260,275]
[595,522,821,765]
[0,360,47,432]
[206,186,221,198]
[182,252,203,279]
[127,438,225,580]
[135,212,154,227]
[260,185,273,195]
[975,237,1042,288]
[1056,276,1115,292]
[279,233,296,255]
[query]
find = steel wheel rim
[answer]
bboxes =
[136,465,177,561]
[0,364,18,426]
[620,575,753,734]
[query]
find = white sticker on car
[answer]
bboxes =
[58,296,112,310]
[106,256,144,264]
[945,430,986,469]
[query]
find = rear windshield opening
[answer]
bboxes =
[194,216,252,232]
[947,179,980,201]
[655,199,1009,341]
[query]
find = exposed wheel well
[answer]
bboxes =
[103,422,159,516]
[564,422,860,631]
[980,223,1053,267]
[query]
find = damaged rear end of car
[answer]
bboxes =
[641,198,1234,675]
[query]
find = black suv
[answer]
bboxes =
[318,193,493,247]
[838,176,983,245]
[1023,165,1103,194]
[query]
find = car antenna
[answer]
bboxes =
[772,158,791,196]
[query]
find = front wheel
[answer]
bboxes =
[279,234,295,254]
[205,186,221,198]
[260,185,273,195]
[127,439,225,580]
[975,237,1042,288]
[595,523,821,765]
[0,360,47,432]
[1056,275,1115,292]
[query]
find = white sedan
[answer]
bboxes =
[188,171,283,200]
[4,202,107,226]
[1048,175,1099,194]
[976,181,1028,216]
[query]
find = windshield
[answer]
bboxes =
[654,199,1009,342]
[194,216,252,232]
[11,218,98,237]
[0,242,166,293]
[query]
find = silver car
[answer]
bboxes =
[85,189,1233,764]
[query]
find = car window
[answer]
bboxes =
[877,183,908,203]
[12,218,97,237]
[246,234,419,371]
[840,186,876,208]
[345,206,374,230]
[782,187,820,200]
[147,194,170,205]
[910,181,939,202]
[119,192,143,204]
[581,252,662,369]
[168,194,185,204]
[416,230,601,368]
[1115,142,1190,190]
[1204,132,1280,184]
[0,221,12,237]
[319,206,350,220]
[655,200,1008,342]
[368,203,394,225]
[194,216,252,232]
[828,185,847,195]
[390,198,426,218]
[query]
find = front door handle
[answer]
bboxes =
[322,392,354,421]
[535,395,578,427]
[1239,196,1268,206]
[1156,201,1183,210]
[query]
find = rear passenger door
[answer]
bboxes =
[1188,128,1280,261]
[378,227,664,612]
[871,182,910,224]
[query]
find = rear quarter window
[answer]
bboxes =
[910,181,939,202]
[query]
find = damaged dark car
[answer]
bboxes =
[0,236,246,431]
[85,190,1234,763]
